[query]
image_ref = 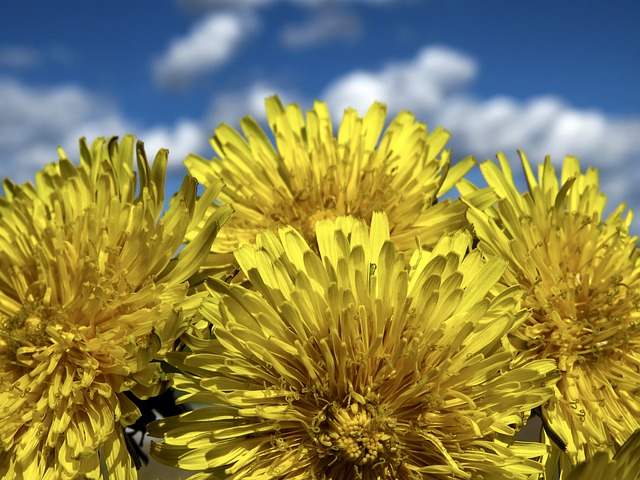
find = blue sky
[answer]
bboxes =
[1,0,640,226]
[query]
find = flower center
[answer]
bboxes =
[1,299,62,352]
[521,214,640,368]
[320,404,391,466]
[301,209,337,247]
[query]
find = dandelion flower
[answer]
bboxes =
[150,213,558,479]
[464,152,640,463]
[185,96,474,275]
[566,429,640,480]
[0,137,232,478]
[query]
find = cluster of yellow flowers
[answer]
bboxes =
[1,96,639,479]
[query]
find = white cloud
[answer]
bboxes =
[322,46,477,115]
[198,53,640,227]
[0,79,122,177]
[174,0,389,61]
[141,119,207,164]
[5,43,640,227]
[152,11,259,89]
[436,95,640,169]
[0,79,206,184]
[197,46,640,195]
[320,45,640,214]
[280,10,362,48]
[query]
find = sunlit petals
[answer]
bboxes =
[464,151,640,463]
[151,214,558,479]
[0,137,231,478]
[185,96,474,276]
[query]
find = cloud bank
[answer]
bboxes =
[0,79,205,183]
[197,46,640,213]
[3,44,639,221]
[319,46,640,211]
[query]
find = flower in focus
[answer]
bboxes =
[185,95,474,276]
[463,152,640,463]
[566,429,640,480]
[150,213,558,479]
[0,137,232,478]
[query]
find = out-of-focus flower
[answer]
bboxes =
[0,137,232,479]
[463,152,640,463]
[150,213,558,479]
[185,95,474,276]
[566,429,640,480]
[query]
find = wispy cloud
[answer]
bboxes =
[177,0,274,11]
[175,0,388,59]
[0,46,42,69]
[0,45,74,70]
[177,0,393,12]
[280,10,362,48]
[152,11,259,89]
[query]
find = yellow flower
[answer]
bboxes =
[185,95,474,276]
[565,429,640,480]
[0,137,232,479]
[463,152,640,463]
[150,213,558,479]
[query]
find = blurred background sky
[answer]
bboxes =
[2,0,640,227]
[1,1,638,477]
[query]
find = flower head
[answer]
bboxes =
[464,152,640,463]
[0,137,232,478]
[150,213,557,479]
[186,96,474,275]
